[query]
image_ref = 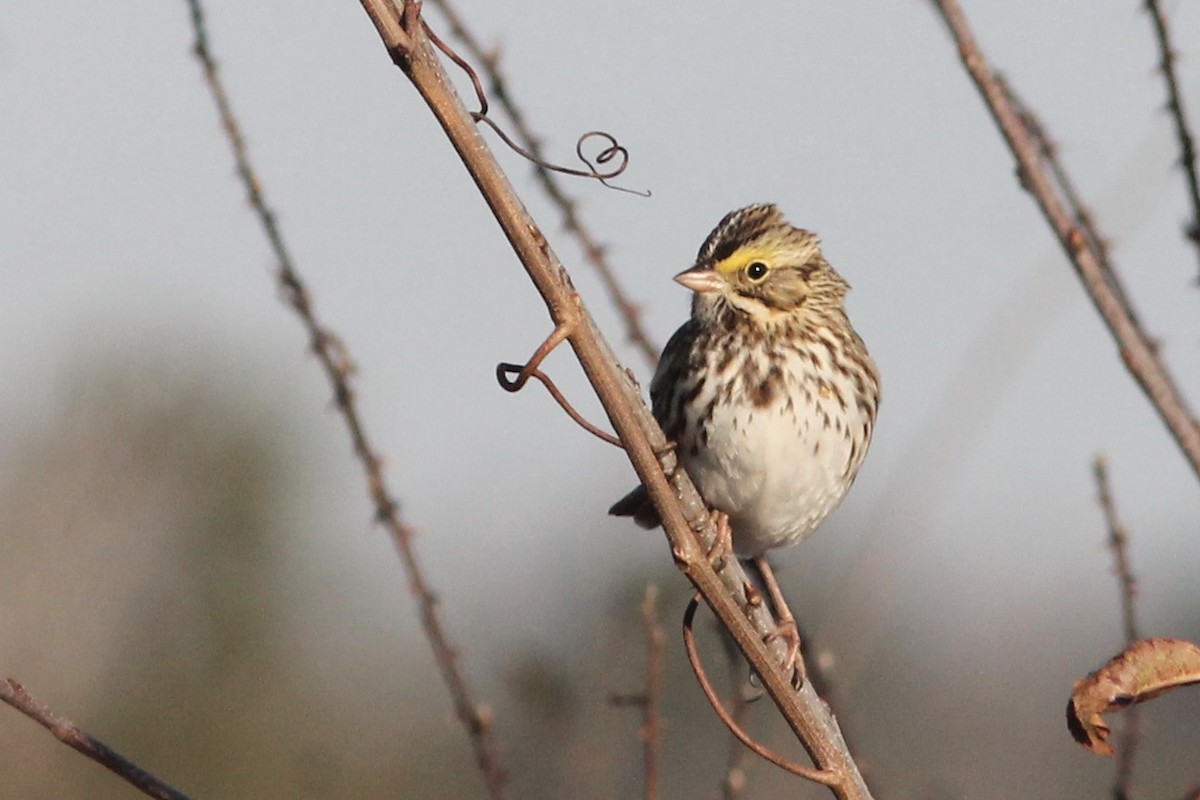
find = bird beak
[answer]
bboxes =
[674,264,724,294]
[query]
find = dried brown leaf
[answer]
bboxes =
[1067,637,1200,755]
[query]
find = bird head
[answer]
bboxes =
[677,203,849,324]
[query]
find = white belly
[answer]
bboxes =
[678,363,870,557]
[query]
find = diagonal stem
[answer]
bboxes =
[1143,0,1200,275]
[358,2,873,797]
[185,1,507,796]
[929,0,1200,483]
[1,679,193,800]
[1092,456,1142,798]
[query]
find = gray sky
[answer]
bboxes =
[4,2,1200,796]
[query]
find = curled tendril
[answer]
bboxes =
[681,596,839,786]
[425,18,648,196]
[575,131,648,196]
[422,19,490,116]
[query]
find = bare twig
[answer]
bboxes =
[0,679,193,800]
[721,680,752,797]
[1143,0,1200,272]
[1092,455,1142,798]
[640,585,665,800]
[928,0,1200,483]
[1093,456,1141,645]
[358,2,872,797]
[611,585,665,800]
[184,2,507,796]
[719,623,755,800]
[427,0,661,368]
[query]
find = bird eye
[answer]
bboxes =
[746,261,769,281]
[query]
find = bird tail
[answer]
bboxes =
[608,485,661,529]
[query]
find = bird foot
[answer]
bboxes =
[755,556,806,687]
[701,509,733,570]
[765,618,806,687]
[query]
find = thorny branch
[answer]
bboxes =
[1092,456,1142,799]
[1143,0,1200,274]
[929,0,1200,484]
[357,2,872,798]
[426,0,661,368]
[0,679,193,800]
[185,2,507,797]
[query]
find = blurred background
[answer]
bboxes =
[2,1,1199,797]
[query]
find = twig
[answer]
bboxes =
[640,585,665,800]
[184,2,507,796]
[1093,456,1141,645]
[1092,455,1142,798]
[1143,0,1200,273]
[357,2,873,797]
[611,585,665,800]
[0,679,193,800]
[928,0,1200,483]
[720,639,753,800]
[426,0,661,368]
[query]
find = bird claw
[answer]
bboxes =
[756,556,806,687]
[765,619,806,687]
[701,509,733,570]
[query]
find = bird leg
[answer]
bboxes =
[754,556,805,686]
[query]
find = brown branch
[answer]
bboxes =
[426,0,661,368]
[183,2,507,796]
[357,2,872,797]
[0,679,193,800]
[1143,0,1200,273]
[928,0,1200,483]
[1092,455,1142,799]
